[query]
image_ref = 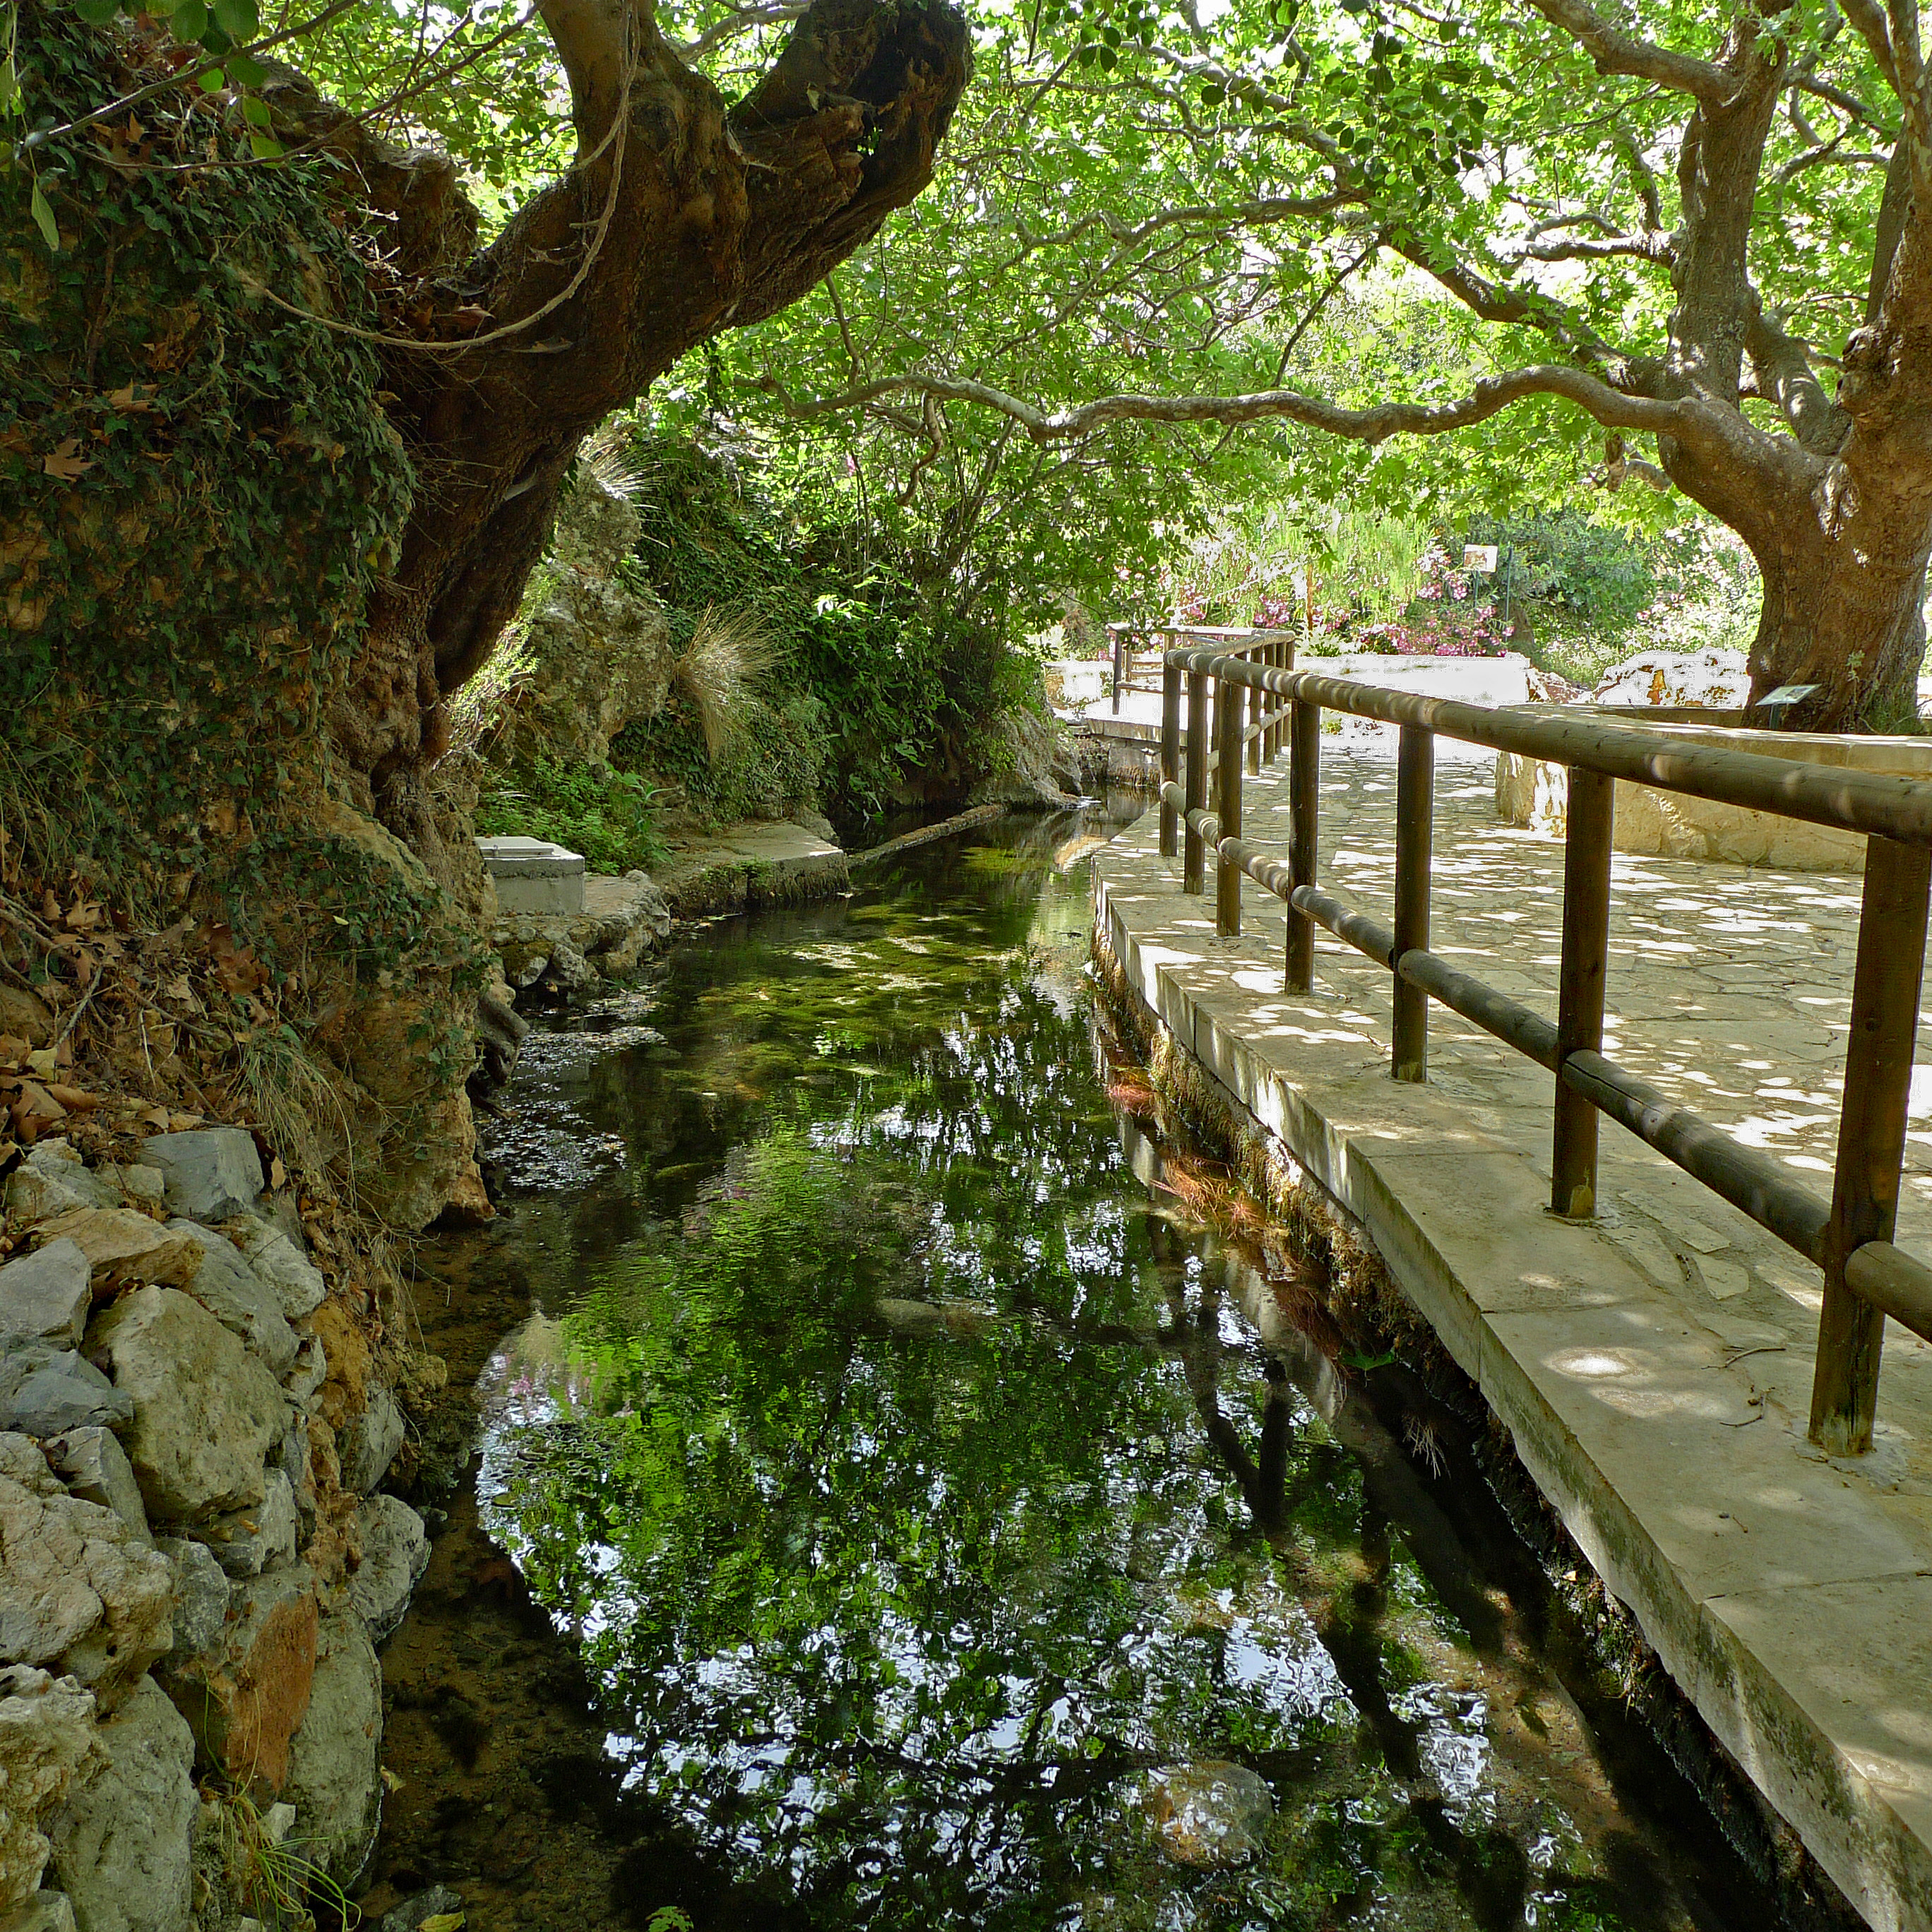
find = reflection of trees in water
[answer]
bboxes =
[480,834,1759,1932]
[1166,1254,1737,1932]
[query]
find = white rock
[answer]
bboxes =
[0,1890,78,1932]
[161,1222,297,1377]
[231,1221,326,1320]
[338,1384,405,1496]
[0,1246,93,1352]
[191,1469,297,1579]
[283,1611,382,1893]
[0,1666,96,1907]
[0,1434,172,1709]
[349,1495,429,1645]
[283,1335,326,1407]
[116,1167,165,1209]
[4,1146,117,1224]
[42,1429,148,1544]
[136,1131,263,1226]
[150,1540,228,1669]
[1140,1760,1275,1868]
[47,1676,195,1932]
[0,1347,131,1440]
[86,1289,286,1522]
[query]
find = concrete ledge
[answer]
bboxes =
[1095,786,1932,1932]
[655,821,848,920]
[476,836,586,915]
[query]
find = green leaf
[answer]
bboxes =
[241,94,271,128]
[0,56,15,114]
[169,0,208,42]
[246,130,284,160]
[28,177,56,250]
[225,49,266,83]
[210,0,258,42]
[71,0,122,22]
[196,66,225,92]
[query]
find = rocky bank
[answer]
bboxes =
[0,1129,436,1932]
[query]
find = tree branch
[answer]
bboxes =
[1744,301,1852,454]
[1522,0,1738,103]
[992,191,1361,277]
[758,362,1731,458]
[1839,0,1903,96]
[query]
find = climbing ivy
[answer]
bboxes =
[0,0,428,970]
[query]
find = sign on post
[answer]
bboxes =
[1462,545,1499,573]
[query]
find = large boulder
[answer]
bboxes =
[47,1676,195,1932]
[0,1348,131,1441]
[0,1436,172,1710]
[0,1667,96,1907]
[32,1215,199,1295]
[348,1495,429,1645]
[160,1223,297,1376]
[136,1131,263,1225]
[160,1562,316,1795]
[0,1245,93,1352]
[283,1609,382,1892]
[86,1289,285,1522]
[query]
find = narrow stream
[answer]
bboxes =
[367,812,1791,1932]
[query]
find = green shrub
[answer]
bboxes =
[476,755,663,873]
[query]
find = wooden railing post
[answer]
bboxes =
[1247,652,1263,776]
[1551,768,1614,1217]
[1286,696,1319,991]
[1183,659,1209,895]
[1392,724,1433,1083]
[1217,667,1243,936]
[1811,835,1932,1455]
[1111,625,1123,715]
[1159,655,1181,860]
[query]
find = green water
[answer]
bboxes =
[466,816,1782,1932]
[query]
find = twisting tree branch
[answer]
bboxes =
[758,362,1748,465]
[1521,0,1737,103]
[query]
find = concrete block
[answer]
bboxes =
[476,837,585,916]
[137,1131,264,1224]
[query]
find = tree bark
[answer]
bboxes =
[304,0,970,868]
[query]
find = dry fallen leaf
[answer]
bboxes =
[42,439,95,483]
[44,1085,99,1112]
[106,381,157,413]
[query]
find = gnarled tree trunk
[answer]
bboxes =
[296,0,970,867]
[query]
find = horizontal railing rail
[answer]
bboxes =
[1155,645,1932,1457]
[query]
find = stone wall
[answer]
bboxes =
[0,1131,431,1931]
[1494,708,1932,872]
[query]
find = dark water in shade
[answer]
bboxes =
[383,813,1799,1932]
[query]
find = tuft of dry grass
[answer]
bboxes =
[672,604,782,759]
[579,418,646,501]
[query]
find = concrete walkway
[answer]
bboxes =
[1095,744,1932,1932]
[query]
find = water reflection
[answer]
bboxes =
[460,812,1778,1932]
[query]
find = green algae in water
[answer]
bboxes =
[474,823,1772,1932]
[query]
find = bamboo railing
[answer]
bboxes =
[1156,644,1932,1457]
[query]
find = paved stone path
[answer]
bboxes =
[1095,742,1932,1931]
[1202,741,1932,1468]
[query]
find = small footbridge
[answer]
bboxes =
[1093,640,1932,1931]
